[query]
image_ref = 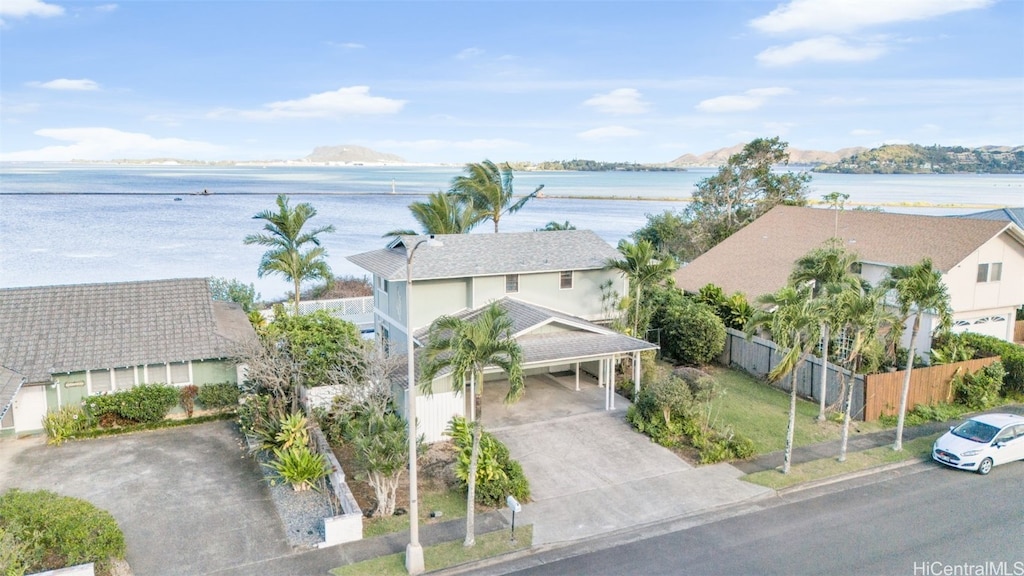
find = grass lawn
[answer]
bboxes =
[707,365,885,454]
[742,433,938,490]
[363,488,468,538]
[331,525,533,576]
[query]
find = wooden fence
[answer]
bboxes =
[862,357,1001,421]
[1015,320,1024,343]
[719,328,867,420]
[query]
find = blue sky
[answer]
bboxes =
[1,0,1022,163]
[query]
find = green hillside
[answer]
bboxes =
[814,144,1024,174]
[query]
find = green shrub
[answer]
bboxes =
[656,299,726,366]
[0,526,27,576]
[880,402,972,427]
[196,382,240,409]
[274,411,311,450]
[41,405,91,446]
[237,394,289,449]
[953,361,1005,410]
[446,417,530,506]
[953,332,1024,394]
[0,489,125,576]
[263,446,331,491]
[84,384,179,425]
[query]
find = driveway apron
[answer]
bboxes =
[0,420,291,576]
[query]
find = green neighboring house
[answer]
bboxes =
[0,278,256,435]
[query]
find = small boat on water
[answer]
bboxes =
[174,197,182,201]
[190,189,212,196]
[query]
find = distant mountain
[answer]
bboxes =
[813,144,1024,174]
[667,145,865,167]
[304,145,406,164]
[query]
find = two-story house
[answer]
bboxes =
[348,230,658,442]
[674,206,1024,354]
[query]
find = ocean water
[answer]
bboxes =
[1,163,1021,300]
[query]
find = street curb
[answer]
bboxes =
[775,456,930,496]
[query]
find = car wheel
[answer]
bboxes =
[977,457,993,475]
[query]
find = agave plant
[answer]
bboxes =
[263,445,330,491]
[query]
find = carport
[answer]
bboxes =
[410,298,658,443]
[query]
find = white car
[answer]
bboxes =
[932,413,1024,475]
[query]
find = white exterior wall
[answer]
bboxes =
[944,233,1024,315]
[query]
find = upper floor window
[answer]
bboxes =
[377,276,389,294]
[977,262,1002,283]
[505,274,519,293]
[560,270,574,289]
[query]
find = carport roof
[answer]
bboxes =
[405,298,657,386]
[0,365,26,422]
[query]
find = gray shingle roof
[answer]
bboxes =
[0,278,256,383]
[410,298,656,381]
[347,230,621,281]
[674,205,1019,300]
[956,207,1024,229]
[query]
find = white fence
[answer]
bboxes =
[262,297,374,332]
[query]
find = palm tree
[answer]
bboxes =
[605,239,677,339]
[449,160,543,233]
[833,286,897,461]
[419,303,524,547]
[883,258,952,451]
[536,220,576,231]
[243,194,335,314]
[789,241,861,421]
[383,191,483,237]
[746,285,822,474]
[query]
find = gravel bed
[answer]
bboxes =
[251,443,339,549]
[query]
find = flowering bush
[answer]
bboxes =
[41,406,91,446]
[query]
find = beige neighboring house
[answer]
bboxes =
[348,231,658,442]
[0,278,256,435]
[674,205,1024,351]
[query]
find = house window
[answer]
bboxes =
[977,262,1002,282]
[91,370,112,393]
[169,361,190,384]
[560,270,574,289]
[114,367,135,390]
[377,276,389,294]
[505,274,519,293]
[849,262,862,274]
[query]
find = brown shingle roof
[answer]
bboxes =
[0,278,256,383]
[674,205,1014,300]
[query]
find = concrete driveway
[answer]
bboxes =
[0,420,291,576]
[482,374,772,545]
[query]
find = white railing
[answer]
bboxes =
[261,296,374,330]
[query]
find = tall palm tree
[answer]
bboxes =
[833,286,897,461]
[536,220,576,231]
[449,160,543,233]
[383,191,483,237]
[789,241,861,421]
[243,194,335,314]
[419,303,524,547]
[605,239,677,339]
[883,258,952,451]
[746,285,822,474]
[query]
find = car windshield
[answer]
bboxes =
[951,420,1000,443]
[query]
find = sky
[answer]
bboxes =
[1,0,1022,164]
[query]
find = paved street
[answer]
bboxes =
[486,460,1024,576]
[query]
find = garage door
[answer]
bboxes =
[13,385,48,433]
[951,315,1009,340]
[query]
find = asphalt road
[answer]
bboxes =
[492,460,1024,576]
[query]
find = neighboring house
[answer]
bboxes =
[957,206,1024,229]
[348,231,657,442]
[0,278,256,435]
[674,206,1024,350]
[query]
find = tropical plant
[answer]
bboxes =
[536,220,576,231]
[420,303,524,547]
[883,258,952,451]
[449,160,544,233]
[605,239,677,339]
[384,191,483,237]
[952,361,1005,410]
[264,310,363,389]
[273,411,311,451]
[263,445,331,491]
[41,405,91,446]
[833,286,898,461]
[789,241,862,421]
[746,285,822,473]
[446,416,529,506]
[208,277,260,313]
[349,411,413,516]
[243,194,336,313]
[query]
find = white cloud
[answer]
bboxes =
[95,4,117,12]
[0,0,64,19]
[31,78,101,91]
[583,88,649,115]
[0,127,224,161]
[696,87,795,113]
[327,41,364,49]
[213,86,405,120]
[750,0,993,34]
[850,128,881,136]
[757,36,887,66]
[577,126,642,141]
[456,47,484,60]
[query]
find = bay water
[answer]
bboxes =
[1,163,1021,300]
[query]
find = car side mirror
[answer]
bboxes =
[995,441,1006,448]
